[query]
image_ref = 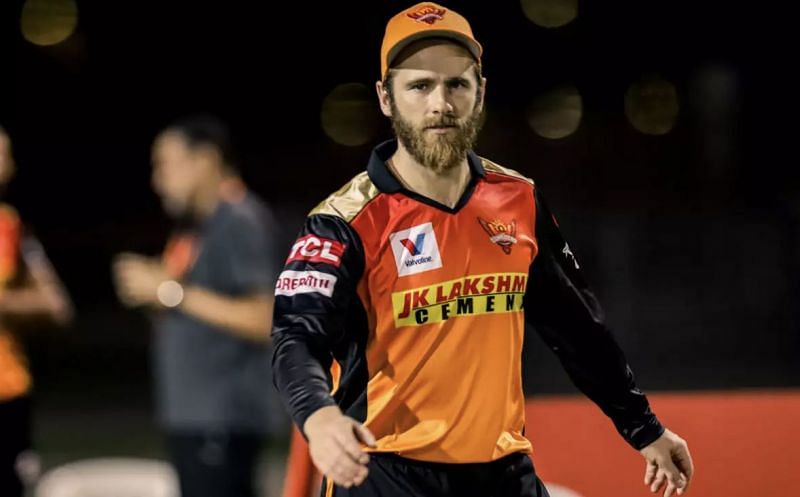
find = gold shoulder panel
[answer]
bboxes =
[309,171,381,222]
[480,158,535,186]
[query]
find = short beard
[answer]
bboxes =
[390,100,484,174]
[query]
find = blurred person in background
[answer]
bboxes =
[271,3,694,497]
[111,115,280,497]
[0,125,73,497]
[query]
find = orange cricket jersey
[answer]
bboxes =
[272,139,664,465]
[348,171,537,462]
[274,140,537,463]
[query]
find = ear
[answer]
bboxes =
[376,80,392,117]
[476,76,487,113]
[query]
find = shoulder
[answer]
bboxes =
[0,203,22,241]
[0,203,20,224]
[308,172,380,223]
[213,194,275,241]
[479,157,535,187]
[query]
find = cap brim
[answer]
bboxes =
[386,30,482,71]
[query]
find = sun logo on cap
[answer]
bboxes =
[407,5,446,25]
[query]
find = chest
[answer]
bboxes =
[354,181,538,318]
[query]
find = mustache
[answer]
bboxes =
[423,117,459,129]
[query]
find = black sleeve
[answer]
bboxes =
[524,188,664,450]
[270,214,365,435]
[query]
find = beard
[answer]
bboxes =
[391,100,484,174]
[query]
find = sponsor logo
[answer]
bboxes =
[478,217,518,254]
[407,5,446,25]
[400,233,425,256]
[275,270,337,297]
[389,222,443,277]
[286,235,345,267]
[562,243,579,269]
[391,272,527,327]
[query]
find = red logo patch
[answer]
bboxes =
[287,235,346,267]
[407,5,446,25]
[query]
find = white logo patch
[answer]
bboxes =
[275,270,337,297]
[389,222,443,277]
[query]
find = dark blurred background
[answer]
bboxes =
[2,0,797,493]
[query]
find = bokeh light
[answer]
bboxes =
[21,0,79,46]
[521,0,578,28]
[527,85,583,139]
[625,75,680,135]
[321,83,380,147]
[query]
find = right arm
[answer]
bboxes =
[271,214,375,488]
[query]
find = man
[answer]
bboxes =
[271,3,694,497]
[112,115,279,497]
[0,125,73,497]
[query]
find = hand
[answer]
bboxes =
[303,405,377,488]
[640,428,694,497]
[111,253,167,307]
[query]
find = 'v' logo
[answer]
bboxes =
[400,233,425,255]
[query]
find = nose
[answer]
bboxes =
[429,84,454,116]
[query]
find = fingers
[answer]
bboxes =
[677,476,688,496]
[328,456,368,488]
[334,427,369,465]
[640,429,694,496]
[644,460,657,485]
[350,463,369,487]
[112,261,137,292]
[114,252,148,264]
[353,421,377,448]
[112,256,160,306]
[650,467,666,494]
[111,270,137,305]
[674,442,695,484]
[113,273,146,305]
[316,450,367,488]
[649,458,687,497]
[663,472,680,497]
[114,281,154,307]
[308,419,373,489]
[669,436,693,495]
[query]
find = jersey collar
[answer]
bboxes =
[367,139,485,193]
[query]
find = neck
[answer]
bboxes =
[191,173,225,219]
[390,141,472,209]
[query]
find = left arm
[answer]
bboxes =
[178,286,272,341]
[524,187,693,496]
[0,235,73,326]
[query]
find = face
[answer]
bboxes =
[0,132,15,186]
[151,131,205,218]
[377,40,485,173]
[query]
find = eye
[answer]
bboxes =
[448,79,470,90]
[409,82,428,91]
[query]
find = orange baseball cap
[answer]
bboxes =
[380,2,483,80]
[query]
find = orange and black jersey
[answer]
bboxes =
[0,204,33,401]
[271,140,663,464]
